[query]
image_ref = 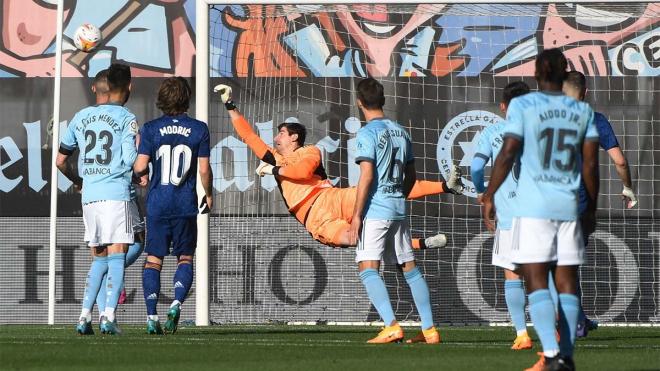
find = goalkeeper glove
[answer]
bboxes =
[256,161,276,177]
[213,84,236,110]
[622,186,638,209]
[442,165,465,195]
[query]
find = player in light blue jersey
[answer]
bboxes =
[471,81,532,350]
[349,78,439,344]
[57,63,138,335]
[482,49,600,371]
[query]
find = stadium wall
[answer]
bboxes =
[0,1,659,324]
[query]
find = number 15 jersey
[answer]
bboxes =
[504,92,599,221]
[138,114,210,219]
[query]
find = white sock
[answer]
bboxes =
[79,308,91,322]
[517,329,528,336]
[148,315,159,322]
[105,307,115,322]
[170,300,181,308]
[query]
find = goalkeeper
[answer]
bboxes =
[215,84,464,248]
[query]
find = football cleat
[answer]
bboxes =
[367,324,404,344]
[423,234,447,249]
[147,319,164,335]
[544,356,575,371]
[164,304,181,334]
[511,333,533,350]
[99,316,122,335]
[406,326,440,344]
[445,165,465,195]
[524,352,547,371]
[76,319,94,336]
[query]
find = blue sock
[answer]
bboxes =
[403,267,434,330]
[173,262,193,304]
[576,274,587,323]
[504,279,527,334]
[81,256,107,318]
[95,274,107,317]
[548,271,559,312]
[125,242,144,267]
[359,269,396,326]
[528,289,560,357]
[104,253,126,321]
[558,293,580,357]
[143,266,161,316]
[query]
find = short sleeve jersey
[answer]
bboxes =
[138,114,210,219]
[59,103,138,204]
[474,121,518,230]
[355,118,414,220]
[503,92,599,221]
[577,111,619,215]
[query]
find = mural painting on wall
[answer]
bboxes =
[0,1,658,78]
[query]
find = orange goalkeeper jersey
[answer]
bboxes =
[231,114,332,222]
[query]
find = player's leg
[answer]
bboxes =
[576,215,597,337]
[357,220,401,343]
[393,220,439,344]
[164,217,197,334]
[77,246,108,335]
[513,218,561,369]
[407,165,464,199]
[101,242,128,335]
[143,217,170,334]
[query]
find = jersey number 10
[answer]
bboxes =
[156,144,192,186]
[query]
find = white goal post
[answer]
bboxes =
[194,0,659,326]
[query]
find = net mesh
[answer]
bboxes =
[206,2,660,325]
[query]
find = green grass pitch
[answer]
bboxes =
[1,325,659,370]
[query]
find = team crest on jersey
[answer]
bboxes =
[129,121,138,135]
[436,110,503,198]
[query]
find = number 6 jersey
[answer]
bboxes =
[503,91,599,221]
[60,103,138,204]
[138,114,210,219]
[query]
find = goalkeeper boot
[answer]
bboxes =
[367,324,404,344]
[147,319,164,335]
[511,332,533,350]
[164,303,181,334]
[406,326,440,344]
[423,234,447,249]
[100,316,122,335]
[544,356,575,371]
[76,318,94,336]
[524,353,547,371]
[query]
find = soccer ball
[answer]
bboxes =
[73,23,102,52]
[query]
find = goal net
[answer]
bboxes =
[201,2,660,325]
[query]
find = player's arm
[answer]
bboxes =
[121,116,139,167]
[57,119,82,189]
[215,84,275,164]
[402,160,417,198]
[267,146,321,180]
[582,140,600,236]
[349,160,375,245]
[596,113,636,207]
[471,128,493,203]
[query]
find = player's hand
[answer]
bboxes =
[205,194,213,211]
[348,217,362,246]
[213,84,232,104]
[138,174,148,187]
[256,161,274,176]
[622,186,638,209]
[73,182,83,194]
[581,209,596,237]
[476,193,484,205]
[482,194,496,232]
[445,165,465,195]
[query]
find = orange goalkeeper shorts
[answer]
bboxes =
[305,187,356,246]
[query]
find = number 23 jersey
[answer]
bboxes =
[138,114,210,219]
[503,92,599,221]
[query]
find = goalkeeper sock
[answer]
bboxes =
[105,253,126,319]
[95,274,108,318]
[528,289,559,358]
[404,267,434,330]
[504,279,527,334]
[125,242,144,267]
[558,293,580,357]
[359,269,396,326]
[81,256,107,321]
[143,266,161,316]
[173,260,193,304]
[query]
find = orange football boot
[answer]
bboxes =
[511,332,533,350]
[367,324,404,344]
[406,326,440,344]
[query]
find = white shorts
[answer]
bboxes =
[129,199,145,234]
[511,217,584,266]
[492,228,517,271]
[82,200,135,247]
[355,219,415,265]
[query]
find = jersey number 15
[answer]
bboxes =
[156,144,192,186]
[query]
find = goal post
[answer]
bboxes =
[195,0,660,326]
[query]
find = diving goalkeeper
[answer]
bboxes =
[214,84,464,248]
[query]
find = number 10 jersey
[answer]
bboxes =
[503,91,599,221]
[138,114,210,219]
